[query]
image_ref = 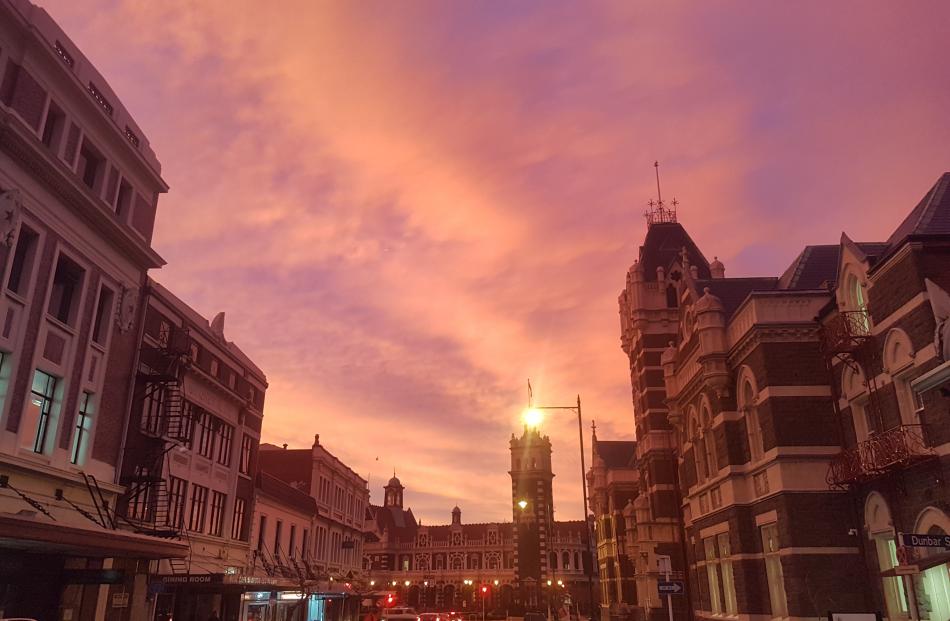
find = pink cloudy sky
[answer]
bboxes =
[40,1,950,523]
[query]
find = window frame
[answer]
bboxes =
[188,484,209,533]
[760,523,788,618]
[70,391,94,465]
[24,369,58,454]
[208,490,226,537]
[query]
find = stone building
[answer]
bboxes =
[0,2,186,620]
[363,426,592,615]
[616,174,950,621]
[586,429,639,619]
[118,280,268,621]
[257,435,369,582]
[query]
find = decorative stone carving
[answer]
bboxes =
[925,278,950,362]
[116,284,138,333]
[0,189,23,247]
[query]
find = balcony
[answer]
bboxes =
[821,311,872,355]
[827,425,935,486]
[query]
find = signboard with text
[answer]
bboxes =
[900,533,950,548]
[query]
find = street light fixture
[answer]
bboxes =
[517,499,528,510]
[520,391,596,617]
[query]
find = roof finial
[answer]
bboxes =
[644,161,677,226]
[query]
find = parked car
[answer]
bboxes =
[382,608,419,621]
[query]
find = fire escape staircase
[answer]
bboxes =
[822,311,936,487]
[119,325,193,538]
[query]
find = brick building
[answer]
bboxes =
[363,426,593,616]
[0,2,187,620]
[586,430,639,619]
[614,174,950,621]
[118,280,268,621]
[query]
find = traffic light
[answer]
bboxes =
[481,586,488,595]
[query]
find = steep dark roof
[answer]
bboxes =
[256,471,317,515]
[694,277,779,319]
[639,222,711,281]
[885,172,950,251]
[553,520,588,537]
[594,440,637,469]
[370,504,418,540]
[778,245,840,290]
[258,446,313,488]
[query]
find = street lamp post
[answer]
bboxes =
[522,394,596,620]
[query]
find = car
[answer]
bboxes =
[418,614,445,621]
[382,608,419,621]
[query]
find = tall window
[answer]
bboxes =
[167,476,187,529]
[289,524,297,558]
[70,391,94,465]
[874,534,909,619]
[7,225,39,296]
[77,139,104,191]
[274,520,284,555]
[702,407,717,477]
[188,484,208,532]
[48,254,85,326]
[239,434,253,474]
[718,533,737,615]
[301,528,309,560]
[231,497,247,540]
[215,422,234,466]
[196,410,214,458]
[127,466,153,521]
[41,100,65,150]
[704,537,723,614]
[22,370,57,453]
[742,380,763,461]
[91,286,114,345]
[257,515,267,550]
[208,491,226,536]
[141,387,163,435]
[760,523,788,618]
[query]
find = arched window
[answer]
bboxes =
[844,271,871,333]
[688,408,705,481]
[549,551,558,570]
[451,555,463,571]
[884,328,918,427]
[575,552,581,572]
[738,370,763,462]
[701,405,717,477]
[842,365,873,442]
[865,493,909,619]
[562,551,571,570]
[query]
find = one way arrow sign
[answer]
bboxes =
[658,581,684,595]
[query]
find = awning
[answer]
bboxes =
[0,512,188,559]
[880,551,950,577]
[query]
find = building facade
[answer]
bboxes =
[117,281,268,621]
[587,431,639,619]
[363,426,592,615]
[616,174,950,621]
[0,2,187,620]
[257,435,369,582]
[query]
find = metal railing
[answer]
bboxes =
[827,425,934,486]
[821,310,872,354]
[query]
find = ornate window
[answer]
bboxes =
[842,364,873,442]
[884,328,919,427]
[866,493,910,620]
[738,368,763,462]
[701,405,717,478]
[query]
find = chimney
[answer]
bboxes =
[282,443,287,450]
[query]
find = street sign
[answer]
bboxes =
[900,533,950,548]
[658,581,684,595]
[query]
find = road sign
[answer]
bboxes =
[900,533,950,548]
[658,581,684,595]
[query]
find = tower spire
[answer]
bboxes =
[644,161,678,226]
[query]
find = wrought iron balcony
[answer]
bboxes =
[827,425,934,487]
[822,310,872,355]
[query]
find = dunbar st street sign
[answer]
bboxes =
[658,581,685,596]
[900,533,950,548]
